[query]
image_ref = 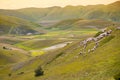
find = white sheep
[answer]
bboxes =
[88,49,91,53]
[100,32,108,37]
[107,30,112,34]
[79,29,112,54]
[86,37,94,42]
[117,27,120,30]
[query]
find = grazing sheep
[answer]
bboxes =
[82,40,87,49]
[93,38,98,42]
[86,37,94,42]
[79,29,112,54]
[95,41,99,47]
[107,30,112,34]
[90,48,94,52]
[96,35,104,40]
[117,27,120,30]
[100,32,108,37]
[101,28,107,32]
[88,49,91,53]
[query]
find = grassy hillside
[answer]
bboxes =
[0,1,120,23]
[0,9,33,21]
[0,26,119,80]
[17,7,51,21]
[15,39,68,50]
[17,1,120,22]
[46,19,120,30]
[0,14,44,35]
[0,44,29,65]
[0,1,119,80]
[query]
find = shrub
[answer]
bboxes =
[114,73,120,80]
[34,66,44,77]
[8,73,12,77]
[94,31,103,37]
[17,72,24,75]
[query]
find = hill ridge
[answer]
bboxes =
[0,1,120,22]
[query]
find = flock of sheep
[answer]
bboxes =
[79,29,112,54]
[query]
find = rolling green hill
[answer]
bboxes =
[0,44,29,65]
[0,1,120,23]
[0,14,44,35]
[0,26,119,80]
[17,1,120,22]
[0,9,33,21]
[46,19,120,30]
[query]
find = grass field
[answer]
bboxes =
[0,26,119,80]
[14,29,97,57]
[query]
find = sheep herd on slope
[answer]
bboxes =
[79,29,112,54]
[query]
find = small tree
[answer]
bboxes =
[8,73,12,77]
[34,66,44,77]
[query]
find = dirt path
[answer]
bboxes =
[30,41,72,56]
[42,42,72,51]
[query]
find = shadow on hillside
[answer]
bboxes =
[114,73,120,80]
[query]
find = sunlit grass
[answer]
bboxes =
[31,50,45,56]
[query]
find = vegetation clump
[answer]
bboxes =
[114,73,120,80]
[34,66,44,77]
[94,31,103,37]
[8,73,12,77]
[17,72,24,75]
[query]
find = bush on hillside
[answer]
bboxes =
[114,73,120,80]
[8,73,12,77]
[34,66,44,77]
[94,31,103,37]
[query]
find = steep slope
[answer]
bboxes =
[1,26,119,80]
[46,19,120,30]
[0,14,44,35]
